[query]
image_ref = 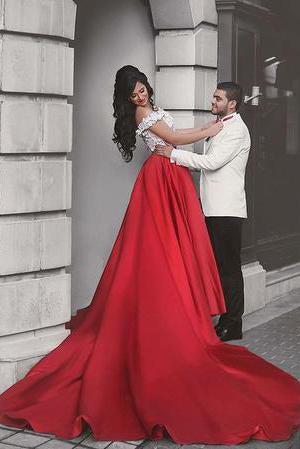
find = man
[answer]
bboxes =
[155,82,251,342]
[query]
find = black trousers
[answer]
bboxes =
[205,216,244,330]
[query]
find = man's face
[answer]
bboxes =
[211,89,234,117]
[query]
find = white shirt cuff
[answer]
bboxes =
[170,149,180,164]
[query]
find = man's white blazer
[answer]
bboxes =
[171,113,251,218]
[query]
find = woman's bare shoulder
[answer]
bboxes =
[135,106,153,125]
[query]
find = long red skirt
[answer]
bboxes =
[0,155,299,444]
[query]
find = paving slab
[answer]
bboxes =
[38,440,75,448]
[0,428,19,440]
[1,431,51,447]
[79,436,112,449]
[0,443,24,449]
[109,443,139,449]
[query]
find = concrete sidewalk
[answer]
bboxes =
[0,290,299,449]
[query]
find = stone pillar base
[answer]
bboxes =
[266,262,300,303]
[243,261,266,315]
[0,325,69,394]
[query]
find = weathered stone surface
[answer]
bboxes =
[0,101,72,153]
[0,432,50,447]
[0,161,71,213]
[0,324,69,392]
[0,101,41,152]
[156,68,195,109]
[0,357,38,394]
[0,217,71,275]
[62,0,77,40]
[195,68,217,110]
[149,0,217,29]
[0,161,40,213]
[171,109,212,130]
[0,0,75,400]
[292,276,300,291]
[79,435,111,449]
[195,28,218,67]
[0,220,41,275]
[41,217,71,269]
[156,28,217,67]
[0,0,77,39]
[156,31,195,66]
[41,160,72,211]
[0,324,69,360]
[243,261,266,315]
[0,274,71,336]
[266,262,300,303]
[0,36,74,95]
[44,103,73,152]
[43,43,74,95]
[156,67,217,110]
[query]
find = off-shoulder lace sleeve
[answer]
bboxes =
[136,108,165,136]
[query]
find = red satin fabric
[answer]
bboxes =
[0,155,299,444]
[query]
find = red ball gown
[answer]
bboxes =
[0,107,299,445]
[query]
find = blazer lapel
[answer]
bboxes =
[205,135,216,154]
[204,114,240,154]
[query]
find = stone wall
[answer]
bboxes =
[0,0,76,393]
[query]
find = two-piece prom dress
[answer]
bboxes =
[0,107,299,445]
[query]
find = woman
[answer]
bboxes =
[0,65,299,445]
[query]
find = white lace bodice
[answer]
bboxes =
[136,106,174,152]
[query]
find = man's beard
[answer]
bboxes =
[212,109,229,118]
[211,107,228,116]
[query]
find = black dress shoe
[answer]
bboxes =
[218,326,243,342]
[214,323,222,337]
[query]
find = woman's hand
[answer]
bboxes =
[154,145,173,158]
[201,120,218,130]
[205,121,223,137]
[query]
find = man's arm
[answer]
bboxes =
[155,130,249,171]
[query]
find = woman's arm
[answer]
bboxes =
[177,121,217,134]
[148,120,223,146]
[176,127,202,134]
[135,107,222,145]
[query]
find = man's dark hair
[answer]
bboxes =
[217,81,243,110]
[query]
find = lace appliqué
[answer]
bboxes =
[136,107,174,152]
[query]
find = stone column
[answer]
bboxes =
[149,0,218,154]
[0,0,76,393]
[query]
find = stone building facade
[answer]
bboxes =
[0,0,299,393]
[0,0,76,393]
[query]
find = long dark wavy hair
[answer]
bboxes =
[112,65,154,162]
